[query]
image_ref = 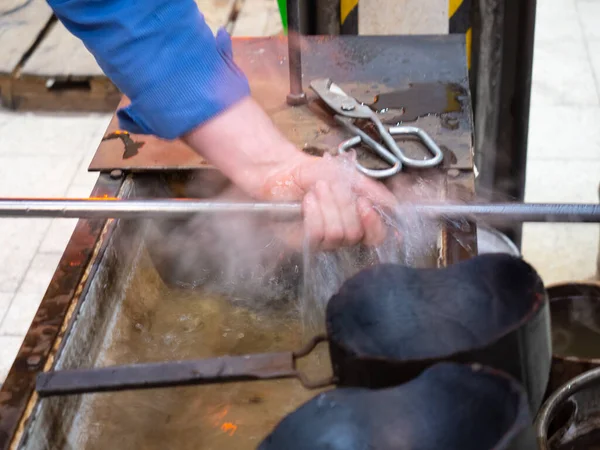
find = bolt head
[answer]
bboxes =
[110,169,124,179]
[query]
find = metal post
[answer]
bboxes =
[286,0,307,105]
[314,0,340,35]
[472,0,537,248]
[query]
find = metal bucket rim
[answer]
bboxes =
[548,281,600,364]
[477,224,521,257]
[328,255,547,365]
[536,366,600,448]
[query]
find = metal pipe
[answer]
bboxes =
[286,0,307,105]
[0,199,599,223]
[0,199,302,219]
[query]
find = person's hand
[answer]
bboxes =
[258,151,395,250]
[183,97,397,251]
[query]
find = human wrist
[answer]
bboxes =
[183,97,305,198]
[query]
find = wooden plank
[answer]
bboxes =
[21,21,104,77]
[0,0,53,74]
[195,0,238,32]
[232,0,282,37]
[5,75,120,111]
[359,0,448,35]
[21,0,238,78]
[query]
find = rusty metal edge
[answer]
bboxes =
[439,170,478,266]
[0,174,124,450]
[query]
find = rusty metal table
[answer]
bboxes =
[0,35,475,450]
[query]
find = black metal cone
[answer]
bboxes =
[258,362,535,450]
[326,253,551,413]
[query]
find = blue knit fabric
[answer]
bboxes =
[47,0,251,140]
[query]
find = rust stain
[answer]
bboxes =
[102,130,144,159]
[221,422,238,436]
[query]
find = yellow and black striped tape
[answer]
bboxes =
[339,0,471,69]
[340,0,358,35]
[449,0,472,68]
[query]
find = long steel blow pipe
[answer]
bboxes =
[0,199,598,223]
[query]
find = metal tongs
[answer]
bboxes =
[310,78,444,179]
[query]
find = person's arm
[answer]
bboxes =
[183,97,391,249]
[48,0,249,140]
[47,0,394,249]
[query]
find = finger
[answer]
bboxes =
[353,175,398,211]
[331,182,364,246]
[357,197,387,247]
[315,181,345,251]
[303,191,324,250]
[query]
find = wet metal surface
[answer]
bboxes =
[90,35,472,172]
[369,83,465,123]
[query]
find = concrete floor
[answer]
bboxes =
[0,0,599,382]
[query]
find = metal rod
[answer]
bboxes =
[286,0,307,105]
[36,352,296,397]
[0,198,599,223]
[0,199,301,219]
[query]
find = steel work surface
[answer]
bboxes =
[90,35,473,172]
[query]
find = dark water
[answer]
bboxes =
[551,296,600,360]
[368,83,465,123]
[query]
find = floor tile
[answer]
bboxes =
[0,219,51,292]
[71,150,103,187]
[527,105,600,160]
[522,223,599,284]
[0,155,79,197]
[0,111,111,157]
[39,219,78,254]
[0,290,46,336]
[67,182,95,198]
[0,336,22,384]
[18,252,62,296]
[535,0,581,42]
[524,160,600,203]
[577,1,600,41]
[530,38,599,106]
[0,292,13,325]
[0,252,62,335]
[587,39,600,98]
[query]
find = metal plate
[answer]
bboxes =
[90,35,473,172]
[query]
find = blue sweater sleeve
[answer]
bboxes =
[47,0,251,140]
